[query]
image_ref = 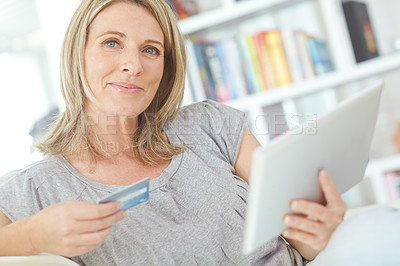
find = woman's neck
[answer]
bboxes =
[86,112,139,154]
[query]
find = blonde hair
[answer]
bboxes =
[36,0,186,165]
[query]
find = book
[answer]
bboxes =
[264,30,292,87]
[244,35,265,92]
[193,41,218,101]
[220,38,249,98]
[294,31,316,79]
[307,38,335,75]
[184,39,207,101]
[236,35,259,94]
[254,32,276,90]
[172,0,199,19]
[280,28,304,83]
[384,170,400,201]
[342,1,379,63]
[203,43,230,102]
[215,41,236,100]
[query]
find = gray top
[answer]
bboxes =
[0,100,303,266]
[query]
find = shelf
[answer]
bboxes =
[226,52,400,110]
[178,0,305,35]
[365,154,400,204]
[366,154,400,175]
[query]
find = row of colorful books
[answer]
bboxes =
[186,29,335,102]
[165,0,199,19]
[165,0,220,20]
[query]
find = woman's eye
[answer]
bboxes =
[104,40,118,48]
[144,48,159,55]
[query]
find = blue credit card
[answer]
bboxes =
[98,177,149,210]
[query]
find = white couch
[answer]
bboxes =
[0,253,79,266]
[1,200,399,266]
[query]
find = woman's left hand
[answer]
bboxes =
[281,170,347,260]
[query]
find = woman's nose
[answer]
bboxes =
[120,50,143,76]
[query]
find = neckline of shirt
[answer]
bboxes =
[54,127,184,192]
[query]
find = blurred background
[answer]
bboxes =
[0,0,81,175]
[0,0,78,175]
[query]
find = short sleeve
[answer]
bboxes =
[0,169,42,222]
[173,100,247,166]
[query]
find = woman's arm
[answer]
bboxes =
[0,211,36,255]
[234,127,261,183]
[0,201,126,257]
[0,211,11,227]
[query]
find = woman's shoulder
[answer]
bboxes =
[179,99,237,114]
[176,100,245,125]
[0,155,68,186]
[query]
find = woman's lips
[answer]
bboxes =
[109,82,143,94]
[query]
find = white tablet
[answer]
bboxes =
[243,79,384,254]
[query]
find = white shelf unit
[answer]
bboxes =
[227,52,400,110]
[179,0,400,140]
[179,0,305,35]
[365,155,400,204]
[178,0,400,206]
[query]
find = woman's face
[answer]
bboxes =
[84,1,164,118]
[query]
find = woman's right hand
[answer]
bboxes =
[26,200,126,257]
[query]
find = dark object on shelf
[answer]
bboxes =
[342,0,379,63]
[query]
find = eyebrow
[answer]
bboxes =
[144,39,164,48]
[96,31,126,39]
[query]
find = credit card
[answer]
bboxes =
[98,177,150,210]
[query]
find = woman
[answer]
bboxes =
[0,0,346,264]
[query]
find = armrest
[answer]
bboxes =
[345,199,400,219]
[0,253,79,266]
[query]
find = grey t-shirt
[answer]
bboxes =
[0,100,303,266]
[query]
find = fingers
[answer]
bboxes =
[59,227,113,257]
[281,170,348,254]
[77,210,127,233]
[281,227,325,252]
[283,214,324,234]
[288,171,347,221]
[289,200,341,224]
[318,170,345,208]
[319,171,347,216]
[27,200,127,258]
[70,201,122,220]
[78,227,113,247]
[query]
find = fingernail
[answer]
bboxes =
[291,200,298,210]
[283,216,291,225]
[320,170,328,177]
[282,230,290,238]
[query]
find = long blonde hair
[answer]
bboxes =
[36,0,186,165]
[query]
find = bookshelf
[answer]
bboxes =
[343,154,400,209]
[227,52,400,110]
[177,0,400,207]
[179,0,305,35]
[180,0,400,138]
